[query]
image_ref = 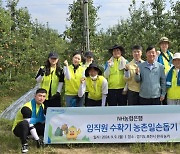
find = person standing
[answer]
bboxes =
[157,37,173,74]
[35,52,64,112]
[166,53,180,105]
[124,45,144,105]
[78,63,108,106]
[82,51,94,68]
[64,52,85,107]
[12,88,47,153]
[135,46,166,105]
[82,51,94,106]
[157,37,173,105]
[104,44,128,106]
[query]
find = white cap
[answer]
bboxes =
[173,53,180,60]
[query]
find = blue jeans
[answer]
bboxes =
[65,95,84,107]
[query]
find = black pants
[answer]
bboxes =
[107,89,127,106]
[44,94,61,114]
[128,90,140,105]
[162,94,167,105]
[84,92,88,107]
[86,98,102,107]
[139,97,161,105]
[13,120,45,144]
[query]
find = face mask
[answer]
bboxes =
[90,75,98,80]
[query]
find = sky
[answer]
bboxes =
[2,0,177,34]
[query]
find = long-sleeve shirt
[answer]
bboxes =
[78,76,108,106]
[124,59,144,92]
[135,61,166,98]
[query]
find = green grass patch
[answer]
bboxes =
[0,74,36,113]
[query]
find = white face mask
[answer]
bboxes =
[90,75,98,80]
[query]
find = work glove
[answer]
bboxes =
[39,68,45,76]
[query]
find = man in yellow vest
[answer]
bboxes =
[12,88,47,153]
[166,53,180,105]
[104,45,128,106]
[78,63,108,106]
[124,45,144,105]
[157,37,173,105]
[157,37,173,74]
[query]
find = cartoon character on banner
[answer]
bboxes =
[65,126,81,140]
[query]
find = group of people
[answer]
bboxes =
[12,36,180,153]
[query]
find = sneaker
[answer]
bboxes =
[36,139,44,148]
[21,143,28,153]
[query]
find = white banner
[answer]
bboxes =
[44,106,180,144]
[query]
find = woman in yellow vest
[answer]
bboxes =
[35,52,64,112]
[104,45,128,106]
[157,37,173,105]
[166,53,180,105]
[64,52,85,107]
[78,63,108,106]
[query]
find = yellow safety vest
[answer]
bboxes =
[86,76,104,100]
[40,66,59,99]
[82,62,91,69]
[124,60,144,92]
[108,58,125,89]
[65,65,85,95]
[163,52,173,74]
[167,70,180,99]
[12,101,43,131]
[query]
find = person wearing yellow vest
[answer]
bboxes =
[64,52,85,107]
[12,88,47,153]
[78,63,108,106]
[35,52,64,112]
[124,45,144,105]
[157,37,173,105]
[82,51,94,69]
[82,51,94,106]
[166,53,180,105]
[104,45,128,106]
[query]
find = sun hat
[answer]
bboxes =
[109,44,125,54]
[85,63,102,77]
[172,53,180,60]
[159,37,170,45]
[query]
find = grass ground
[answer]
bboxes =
[0,76,180,153]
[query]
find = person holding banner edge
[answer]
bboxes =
[12,88,47,153]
